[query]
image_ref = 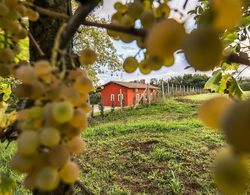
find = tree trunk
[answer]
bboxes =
[29,0,71,61]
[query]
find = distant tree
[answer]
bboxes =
[165,74,209,88]
[150,78,158,85]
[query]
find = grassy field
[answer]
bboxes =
[77,99,225,194]
[0,97,226,194]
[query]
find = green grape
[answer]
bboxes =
[15,65,37,84]
[127,1,144,20]
[17,4,27,17]
[155,3,170,18]
[59,161,80,184]
[183,27,222,71]
[6,20,21,34]
[14,28,27,40]
[146,19,185,59]
[17,131,39,156]
[121,14,134,27]
[73,76,94,94]
[140,10,156,29]
[0,64,10,77]
[139,60,151,75]
[123,57,138,73]
[0,48,14,63]
[212,0,242,31]
[52,101,74,124]
[69,109,87,129]
[148,56,164,71]
[198,96,232,130]
[164,55,175,67]
[66,136,86,154]
[13,84,32,98]
[60,87,81,104]
[34,60,52,76]
[120,32,136,43]
[214,150,249,194]
[11,153,34,173]
[60,124,81,138]
[48,145,70,167]
[114,2,127,14]
[36,167,59,191]
[24,171,38,190]
[111,12,123,23]
[26,8,39,21]
[79,102,91,113]
[136,38,146,49]
[40,127,60,147]
[222,100,250,153]
[30,81,45,99]
[79,49,97,65]
[0,3,9,16]
[5,0,18,8]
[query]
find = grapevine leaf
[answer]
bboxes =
[223,32,238,46]
[228,77,244,100]
[204,70,222,92]
[218,74,231,93]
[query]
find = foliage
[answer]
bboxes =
[89,92,101,105]
[163,74,209,88]
[239,79,250,91]
[98,103,105,118]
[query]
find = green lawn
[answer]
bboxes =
[184,91,250,101]
[77,99,225,194]
[0,99,226,194]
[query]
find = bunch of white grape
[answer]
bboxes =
[11,51,95,191]
[110,0,243,74]
[0,0,39,78]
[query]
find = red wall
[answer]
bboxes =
[101,83,129,107]
[101,83,158,107]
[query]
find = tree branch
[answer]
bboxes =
[183,0,189,9]
[59,0,100,50]
[226,53,250,66]
[21,1,68,20]
[82,21,147,38]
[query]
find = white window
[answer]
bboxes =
[110,94,115,101]
[136,94,140,101]
[118,94,123,102]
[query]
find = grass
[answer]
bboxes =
[78,99,225,194]
[0,98,225,194]
[184,91,250,102]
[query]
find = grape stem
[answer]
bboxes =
[82,20,147,38]
[20,22,45,57]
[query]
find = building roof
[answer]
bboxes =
[103,81,159,89]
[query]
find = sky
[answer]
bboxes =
[94,0,250,84]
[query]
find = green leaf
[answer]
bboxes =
[218,74,231,93]
[204,70,222,92]
[223,32,238,46]
[0,82,12,101]
[0,173,16,194]
[241,16,250,26]
[228,77,243,100]
[221,63,239,72]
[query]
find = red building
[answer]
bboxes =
[101,81,159,107]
